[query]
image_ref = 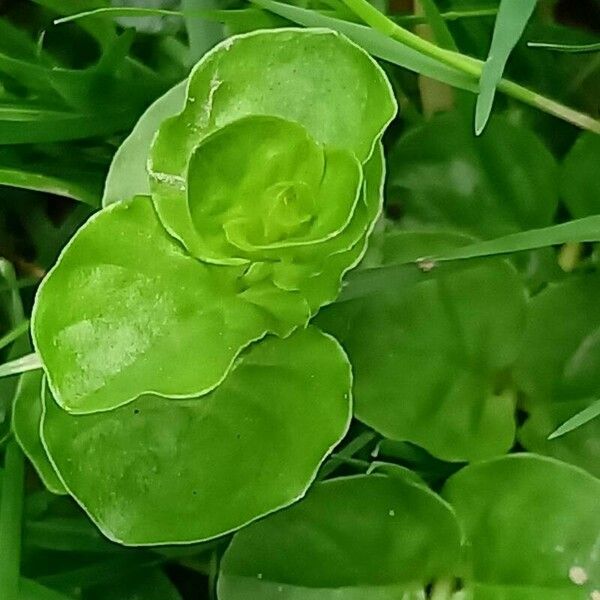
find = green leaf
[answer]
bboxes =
[549,399,600,440]
[444,454,600,598]
[514,275,600,476]
[475,0,538,134]
[41,327,351,545]
[389,111,558,240]
[254,0,479,92]
[32,195,280,414]
[150,29,396,205]
[12,372,66,495]
[561,132,600,219]
[102,80,186,207]
[318,231,526,462]
[218,475,462,599]
[160,115,362,265]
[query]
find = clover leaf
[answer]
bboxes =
[40,327,352,545]
[32,28,397,414]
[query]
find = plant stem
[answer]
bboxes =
[340,0,600,133]
[0,439,25,600]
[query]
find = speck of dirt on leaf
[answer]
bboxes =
[569,566,588,585]
[257,573,263,580]
[416,258,437,273]
[388,509,395,517]
[591,591,600,600]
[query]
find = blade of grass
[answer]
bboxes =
[528,41,600,53]
[0,321,29,353]
[548,400,600,440]
[0,105,140,144]
[434,215,600,261]
[0,354,42,379]
[415,0,458,51]
[319,430,377,479]
[0,439,26,600]
[475,0,538,134]
[259,0,600,134]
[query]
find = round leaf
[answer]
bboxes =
[514,274,600,476]
[150,27,396,195]
[561,132,600,218]
[218,475,462,599]
[388,112,559,239]
[317,231,526,461]
[41,326,352,545]
[12,371,66,495]
[444,454,600,599]
[32,195,286,414]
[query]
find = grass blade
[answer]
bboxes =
[528,41,600,53]
[475,0,537,134]
[548,400,600,440]
[415,0,458,51]
[435,215,600,261]
[0,440,25,600]
[0,321,29,352]
[0,354,42,379]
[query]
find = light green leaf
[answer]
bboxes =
[149,29,397,209]
[163,115,362,265]
[102,80,186,207]
[560,132,600,219]
[218,475,462,599]
[12,372,66,495]
[444,454,600,598]
[475,0,538,134]
[514,275,600,476]
[41,327,351,545]
[318,231,526,462]
[32,195,280,414]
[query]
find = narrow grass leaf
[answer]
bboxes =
[0,354,42,379]
[0,321,29,352]
[548,400,600,440]
[528,41,600,53]
[475,0,537,134]
[435,215,600,261]
[415,0,458,51]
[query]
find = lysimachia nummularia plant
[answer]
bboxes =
[29,28,397,544]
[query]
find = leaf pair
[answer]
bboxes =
[219,455,600,598]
